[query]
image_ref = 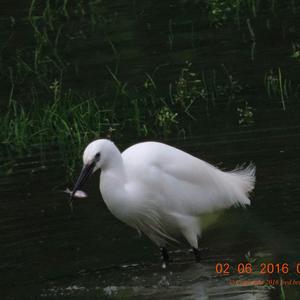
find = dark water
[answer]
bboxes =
[1,0,300,299]
[2,115,300,299]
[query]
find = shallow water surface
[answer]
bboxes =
[1,109,300,299]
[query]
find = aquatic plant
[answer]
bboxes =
[156,106,178,136]
[0,0,113,163]
[204,0,298,29]
[237,101,254,126]
[264,68,290,111]
[280,276,286,300]
[1,55,258,159]
[168,19,174,51]
[205,0,262,28]
[1,0,298,159]
[1,83,113,157]
[172,61,209,117]
[3,0,106,107]
[207,0,239,27]
[291,43,300,62]
[244,250,257,264]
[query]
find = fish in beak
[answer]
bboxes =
[69,160,95,209]
[64,188,88,199]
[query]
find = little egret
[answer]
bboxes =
[71,139,255,264]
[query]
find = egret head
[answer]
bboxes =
[70,139,115,200]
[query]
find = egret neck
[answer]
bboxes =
[99,144,129,221]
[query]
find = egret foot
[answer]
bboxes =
[160,247,169,268]
[192,247,201,262]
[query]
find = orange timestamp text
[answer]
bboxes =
[215,262,300,275]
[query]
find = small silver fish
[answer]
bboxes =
[64,188,88,199]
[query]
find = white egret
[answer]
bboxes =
[71,139,255,264]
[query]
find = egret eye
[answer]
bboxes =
[95,152,101,161]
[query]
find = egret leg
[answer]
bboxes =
[192,247,201,262]
[160,247,169,266]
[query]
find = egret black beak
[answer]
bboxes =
[70,161,95,202]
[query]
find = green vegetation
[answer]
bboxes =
[0,0,299,161]
[280,276,286,300]
[291,43,300,62]
[264,68,291,111]
[207,0,240,27]
[3,85,109,151]
[0,0,108,157]
[237,101,254,126]
[2,59,255,154]
[205,0,298,28]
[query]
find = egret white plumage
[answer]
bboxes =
[71,139,255,264]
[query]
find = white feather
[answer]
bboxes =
[83,139,256,248]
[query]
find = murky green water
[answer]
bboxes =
[1,0,300,299]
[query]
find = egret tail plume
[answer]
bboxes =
[228,162,256,207]
[231,163,256,193]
